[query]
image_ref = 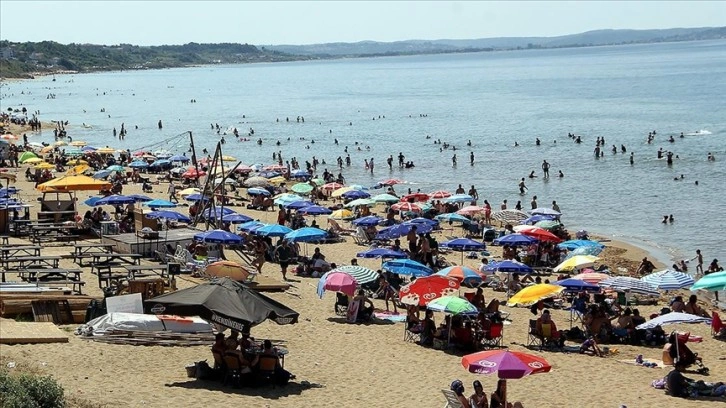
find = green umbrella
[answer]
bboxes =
[691,271,726,291]
[427,295,478,315]
[291,183,314,194]
[19,151,38,163]
[311,178,324,186]
[372,193,400,203]
[534,220,561,230]
[330,265,379,284]
[344,198,376,208]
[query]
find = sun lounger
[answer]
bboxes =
[441,389,466,408]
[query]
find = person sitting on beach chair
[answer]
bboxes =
[327,219,354,236]
[353,289,374,322]
[536,309,565,348]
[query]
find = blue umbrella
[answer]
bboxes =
[485,260,533,274]
[221,213,253,224]
[106,165,126,172]
[194,229,243,245]
[522,214,557,225]
[342,190,371,200]
[444,194,474,203]
[83,196,102,206]
[383,259,433,277]
[376,222,433,240]
[435,213,471,224]
[247,187,271,196]
[493,233,537,246]
[129,161,149,168]
[408,217,439,227]
[299,205,333,216]
[150,159,171,167]
[200,207,237,220]
[92,170,111,179]
[290,169,310,178]
[441,238,486,251]
[351,216,382,227]
[238,221,265,232]
[558,240,605,251]
[554,278,601,292]
[284,227,327,243]
[82,146,97,152]
[128,194,153,202]
[565,246,604,258]
[256,224,293,237]
[635,312,711,330]
[285,200,314,210]
[169,155,190,162]
[258,171,281,178]
[143,199,177,208]
[145,210,192,223]
[274,194,306,206]
[356,248,408,259]
[185,193,210,202]
[94,195,136,206]
[641,269,695,291]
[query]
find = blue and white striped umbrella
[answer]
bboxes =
[599,276,659,296]
[641,269,695,291]
[635,312,711,330]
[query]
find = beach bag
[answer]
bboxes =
[194,360,214,380]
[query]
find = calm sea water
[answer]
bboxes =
[2,40,725,267]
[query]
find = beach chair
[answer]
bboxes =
[334,292,349,316]
[527,319,543,350]
[353,227,371,246]
[256,355,279,388]
[481,323,503,349]
[441,389,466,408]
[712,311,726,338]
[222,354,243,387]
[404,319,422,343]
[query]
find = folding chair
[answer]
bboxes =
[334,292,349,316]
[481,323,503,349]
[404,320,422,343]
[441,389,466,408]
[527,319,543,350]
[712,311,726,338]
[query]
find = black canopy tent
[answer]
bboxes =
[144,277,299,332]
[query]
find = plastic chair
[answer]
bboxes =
[222,354,243,387]
[441,389,466,408]
[256,355,278,388]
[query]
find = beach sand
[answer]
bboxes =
[0,169,723,408]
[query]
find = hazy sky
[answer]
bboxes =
[1,1,724,46]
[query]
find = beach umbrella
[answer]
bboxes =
[641,269,695,291]
[145,210,192,223]
[519,228,562,243]
[635,312,712,330]
[401,192,430,202]
[565,246,604,258]
[380,178,404,186]
[436,265,483,286]
[571,272,610,285]
[37,175,111,192]
[399,275,460,306]
[435,213,471,224]
[356,248,408,260]
[291,183,314,194]
[194,229,243,245]
[485,260,534,274]
[220,213,253,224]
[329,209,354,220]
[457,205,485,216]
[204,261,251,282]
[492,209,529,223]
[330,265,379,284]
[274,193,305,206]
[383,259,433,277]
[299,205,333,216]
[534,220,561,231]
[493,233,537,246]
[461,350,552,378]
[599,276,659,296]
[176,188,200,198]
[428,190,451,199]
[82,146,98,152]
[221,155,237,162]
[290,169,310,178]
[342,190,371,200]
[690,271,726,292]
[331,186,355,197]
[371,193,400,204]
[96,147,116,154]
[185,193,210,202]
[182,168,206,178]
[558,240,605,251]
[255,224,293,237]
[83,197,102,206]
[285,200,314,210]
[345,198,376,208]
[444,194,474,204]
[507,284,565,306]
[106,165,126,172]
[553,278,601,292]
[427,296,478,315]
[145,277,298,329]
[238,221,265,233]
[531,207,561,217]
[35,162,56,170]
[553,255,599,272]
[243,176,271,187]
[129,160,150,169]
[408,217,439,227]
[19,151,38,163]
[263,164,286,172]
[0,133,18,141]
[169,155,190,162]
[200,207,236,219]
[284,227,327,242]
[23,157,44,164]
[351,216,382,227]
[391,202,423,212]
[321,182,344,191]
[94,194,135,206]
[69,140,87,147]
[442,238,487,263]
[143,199,177,208]
[376,222,432,240]
[247,187,271,196]
[522,214,558,224]
[258,171,281,179]
[318,272,359,297]
[53,140,67,146]
[267,176,287,185]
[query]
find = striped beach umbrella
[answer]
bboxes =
[599,276,659,296]
[641,269,695,291]
[330,265,379,284]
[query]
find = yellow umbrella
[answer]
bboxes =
[53,141,68,146]
[23,157,43,164]
[66,159,88,165]
[329,209,353,220]
[221,155,237,162]
[65,165,90,176]
[41,146,55,154]
[553,255,599,273]
[331,186,354,198]
[507,284,564,306]
[37,175,111,192]
[96,147,116,154]
[69,141,87,147]
[34,162,56,170]
[268,176,287,185]
[177,187,200,197]
[205,261,251,281]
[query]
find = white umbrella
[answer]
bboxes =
[599,276,659,296]
[636,312,711,330]
[641,269,695,291]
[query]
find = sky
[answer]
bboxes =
[1,1,724,46]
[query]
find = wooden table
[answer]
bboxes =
[30,224,79,244]
[70,244,117,266]
[22,268,85,294]
[91,253,142,266]
[2,255,61,271]
[124,265,169,283]
[10,220,31,237]
[0,245,41,260]
[90,262,129,289]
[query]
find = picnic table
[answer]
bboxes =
[29,224,79,244]
[10,219,31,236]
[124,265,170,283]
[22,268,85,294]
[0,245,41,259]
[70,244,117,266]
[92,253,143,266]
[1,255,61,272]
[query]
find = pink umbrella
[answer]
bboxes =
[429,190,451,199]
[322,182,344,191]
[462,350,552,378]
[322,272,359,296]
[457,205,484,216]
[572,271,609,284]
[391,202,422,212]
[380,178,405,186]
[264,164,286,172]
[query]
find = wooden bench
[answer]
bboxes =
[31,233,79,245]
[124,265,170,285]
[91,253,143,267]
[0,245,42,259]
[2,256,61,271]
[91,263,128,288]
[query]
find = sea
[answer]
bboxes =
[1,39,725,270]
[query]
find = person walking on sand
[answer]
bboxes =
[541,160,550,178]
[167,182,178,203]
[274,240,292,281]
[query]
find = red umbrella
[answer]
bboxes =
[429,190,451,199]
[399,275,459,306]
[462,350,551,378]
[182,168,207,178]
[380,178,405,186]
[401,192,430,202]
[520,228,562,243]
[322,182,344,191]
[391,202,423,212]
[457,205,484,216]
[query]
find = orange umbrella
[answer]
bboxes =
[205,261,251,281]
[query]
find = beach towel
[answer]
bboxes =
[619,358,666,369]
[373,311,406,322]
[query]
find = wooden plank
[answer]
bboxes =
[0,320,69,344]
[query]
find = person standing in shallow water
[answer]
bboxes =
[541,160,550,178]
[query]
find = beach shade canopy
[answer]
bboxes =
[23,157,44,164]
[635,312,712,330]
[238,221,265,233]
[436,265,483,286]
[400,192,430,202]
[329,209,354,220]
[290,169,310,178]
[399,275,460,306]
[461,350,552,378]
[444,194,474,204]
[205,261,251,282]
[436,213,471,224]
[145,210,191,223]
[485,260,533,274]
[531,207,561,217]
[534,220,561,231]
[571,271,611,285]
[690,271,726,292]
[345,198,377,208]
[145,277,298,330]
[371,193,400,204]
[376,222,433,240]
[382,259,433,277]
[356,248,408,260]
[317,272,359,298]
[284,200,314,210]
[492,233,537,246]
[221,213,253,224]
[185,193,210,202]
[558,240,605,251]
[291,183,314,194]
[507,284,565,306]
[427,295,478,315]
[243,176,271,188]
[640,269,695,291]
[129,160,149,168]
[143,199,177,208]
[553,255,599,272]
[274,193,305,206]
[94,194,136,206]
[255,224,293,237]
[492,209,529,223]
[391,202,423,212]
[37,175,111,192]
[247,187,271,196]
[194,229,243,245]
[329,265,379,284]
[428,190,452,199]
[284,227,327,242]
[341,190,370,200]
[299,205,333,216]
[351,215,382,226]
[127,194,152,202]
[599,276,659,296]
[18,151,38,163]
[553,278,601,292]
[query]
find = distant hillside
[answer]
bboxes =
[0,41,306,78]
[263,26,726,56]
